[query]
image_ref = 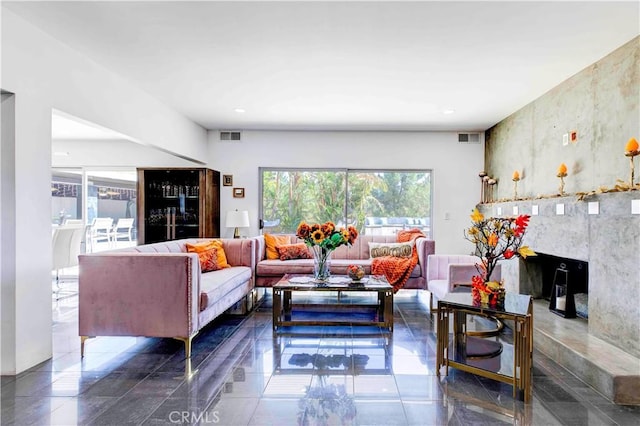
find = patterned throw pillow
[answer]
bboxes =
[369,241,415,258]
[276,243,312,261]
[198,248,221,272]
[264,233,291,260]
[186,240,230,268]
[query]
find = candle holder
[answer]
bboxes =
[556,163,568,196]
[482,175,491,203]
[479,171,487,203]
[487,178,497,203]
[625,149,639,187]
[557,172,567,196]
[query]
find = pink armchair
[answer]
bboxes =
[426,254,502,313]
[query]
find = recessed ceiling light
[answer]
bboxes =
[53,151,70,156]
[234,108,246,113]
[442,109,456,115]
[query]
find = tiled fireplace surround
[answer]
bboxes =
[479,191,640,404]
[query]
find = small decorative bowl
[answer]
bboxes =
[347,265,365,282]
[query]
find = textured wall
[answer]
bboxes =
[485,37,639,201]
[479,177,640,359]
[482,36,640,358]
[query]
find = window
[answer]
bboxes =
[259,168,431,237]
[51,169,137,226]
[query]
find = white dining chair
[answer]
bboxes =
[110,218,135,246]
[52,225,85,300]
[89,217,114,251]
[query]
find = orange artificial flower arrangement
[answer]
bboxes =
[465,208,536,307]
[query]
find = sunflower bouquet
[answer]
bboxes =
[296,221,358,280]
[465,208,536,307]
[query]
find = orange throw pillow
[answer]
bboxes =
[186,240,230,269]
[264,233,290,260]
[276,243,312,261]
[198,248,222,272]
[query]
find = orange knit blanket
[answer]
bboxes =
[371,229,426,293]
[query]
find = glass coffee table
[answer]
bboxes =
[272,274,393,332]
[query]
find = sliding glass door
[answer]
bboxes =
[260,168,431,237]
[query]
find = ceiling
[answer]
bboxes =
[5,1,639,132]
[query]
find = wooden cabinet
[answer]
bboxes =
[137,168,220,244]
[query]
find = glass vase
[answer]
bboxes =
[311,246,333,282]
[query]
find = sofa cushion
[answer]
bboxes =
[257,259,315,276]
[276,243,312,261]
[330,259,371,275]
[264,233,291,260]
[332,235,399,260]
[369,241,415,258]
[198,248,223,272]
[429,279,452,300]
[199,266,252,312]
[186,240,230,269]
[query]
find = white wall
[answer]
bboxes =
[1,93,17,372]
[52,139,203,168]
[0,10,208,374]
[208,130,484,254]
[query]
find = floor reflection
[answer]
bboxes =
[1,292,638,425]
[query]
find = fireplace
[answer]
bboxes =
[525,253,588,319]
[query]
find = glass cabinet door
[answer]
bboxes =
[141,169,201,243]
[138,168,219,244]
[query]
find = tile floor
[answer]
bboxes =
[2,291,640,425]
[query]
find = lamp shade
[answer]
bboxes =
[225,210,250,228]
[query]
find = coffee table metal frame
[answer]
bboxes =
[272,274,393,332]
[436,293,533,402]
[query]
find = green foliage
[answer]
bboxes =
[261,169,431,234]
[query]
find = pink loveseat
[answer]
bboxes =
[254,234,435,289]
[78,238,255,358]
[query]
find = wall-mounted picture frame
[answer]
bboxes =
[223,174,233,186]
[233,187,245,198]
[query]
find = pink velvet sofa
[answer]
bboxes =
[78,238,255,358]
[254,234,435,289]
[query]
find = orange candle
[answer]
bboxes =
[557,163,567,176]
[626,137,639,153]
[512,170,520,180]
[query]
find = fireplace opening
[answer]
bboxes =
[527,253,588,319]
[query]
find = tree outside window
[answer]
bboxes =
[260,169,431,237]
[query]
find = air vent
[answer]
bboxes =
[458,133,481,143]
[219,131,242,141]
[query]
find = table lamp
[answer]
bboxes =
[226,210,250,238]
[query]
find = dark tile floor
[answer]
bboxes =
[2,291,640,425]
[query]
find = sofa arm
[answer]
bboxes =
[221,238,255,269]
[78,253,200,340]
[415,238,435,279]
[254,235,266,264]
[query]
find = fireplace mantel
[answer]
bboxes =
[478,191,640,358]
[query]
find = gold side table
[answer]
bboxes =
[436,292,533,402]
